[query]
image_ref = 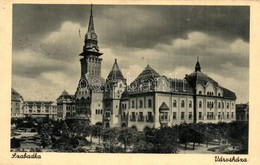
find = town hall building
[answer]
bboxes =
[58,5,237,131]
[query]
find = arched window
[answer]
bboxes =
[189,101,192,108]
[218,102,221,109]
[139,100,143,108]
[227,103,229,109]
[218,93,221,97]
[181,100,185,108]
[222,102,224,109]
[199,101,202,108]
[173,100,177,107]
[199,91,202,95]
[96,109,98,114]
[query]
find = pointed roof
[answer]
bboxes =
[195,57,201,72]
[186,59,218,87]
[81,4,102,56]
[136,65,160,81]
[11,88,23,101]
[61,89,69,96]
[130,64,160,87]
[88,4,95,32]
[107,59,125,81]
[159,102,170,111]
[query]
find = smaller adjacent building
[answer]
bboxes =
[11,88,24,118]
[23,101,57,119]
[236,102,249,122]
[56,90,76,120]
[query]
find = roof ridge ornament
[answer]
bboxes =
[195,57,201,72]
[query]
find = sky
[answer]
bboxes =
[12,4,249,103]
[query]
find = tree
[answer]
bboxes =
[226,121,248,153]
[178,123,190,150]
[92,125,103,145]
[188,124,205,150]
[101,128,121,153]
[11,137,20,148]
[118,128,137,151]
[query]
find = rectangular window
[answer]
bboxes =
[105,112,110,117]
[173,112,176,119]
[207,112,214,119]
[160,112,168,120]
[131,100,135,108]
[181,112,185,120]
[139,112,144,121]
[188,112,192,119]
[199,112,202,119]
[148,99,152,108]
[131,112,135,118]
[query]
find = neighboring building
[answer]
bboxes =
[70,5,237,131]
[236,102,249,122]
[23,101,57,119]
[11,88,24,118]
[56,90,76,120]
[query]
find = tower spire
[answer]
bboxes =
[195,57,201,72]
[88,4,94,32]
[81,4,102,55]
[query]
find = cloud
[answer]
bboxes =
[12,5,249,103]
[13,5,249,51]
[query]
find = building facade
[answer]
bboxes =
[56,90,76,120]
[11,88,24,118]
[23,101,57,119]
[236,103,249,122]
[70,5,237,131]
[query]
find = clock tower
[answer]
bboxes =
[74,5,104,124]
[80,4,103,78]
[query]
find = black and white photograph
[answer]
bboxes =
[9,3,250,155]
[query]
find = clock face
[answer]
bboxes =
[91,33,97,39]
